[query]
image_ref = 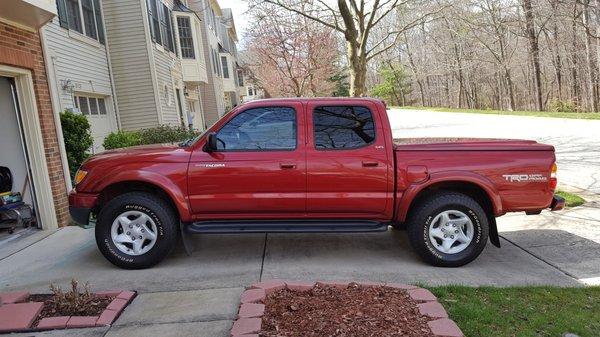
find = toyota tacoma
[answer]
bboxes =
[69,98,564,269]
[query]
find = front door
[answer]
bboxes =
[305,101,392,218]
[188,101,306,218]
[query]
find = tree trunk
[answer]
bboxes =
[522,0,544,111]
[583,0,599,111]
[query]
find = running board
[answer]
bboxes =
[185,220,389,234]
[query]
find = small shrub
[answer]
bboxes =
[548,99,579,113]
[60,110,93,177]
[103,130,142,150]
[139,125,199,145]
[103,125,199,150]
[48,279,98,316]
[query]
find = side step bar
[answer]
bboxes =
[185,220,389,234]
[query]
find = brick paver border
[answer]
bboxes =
[0,290,136,333]
[231,280,464,337]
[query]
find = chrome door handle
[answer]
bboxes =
[280,163,296,169]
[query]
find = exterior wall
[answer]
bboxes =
[42,15,118,153]
[152,44,184,126]
[189,0,224,127]
[0,20,70,227]
[103,0,158,130]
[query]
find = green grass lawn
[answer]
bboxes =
[556,190,586,207]
[428,286,600,337]
[395,106,600,120]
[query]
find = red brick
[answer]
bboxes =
[316,280,350,290]
[116,291,136,302]
[0,302,44,332]
[250,280,285,294]
[407,288,437,302]
[37,316,70,329]
[238,303,265,318]
[285,281,315,292]
[0,291,29,304]
[96,309,119,326]
[230,318,261,336]
[240,289,265,304]
[66,316,99,328]
[106,298,128,312]
[428,318,464,337]
[417,301,448,318]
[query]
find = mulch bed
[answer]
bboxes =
[261,283,435,337]
[24,294,115,328]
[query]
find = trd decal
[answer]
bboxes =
[502,174,547,182]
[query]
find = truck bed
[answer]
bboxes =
[393,137,555,151]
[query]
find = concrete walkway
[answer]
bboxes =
[1,211,593,337]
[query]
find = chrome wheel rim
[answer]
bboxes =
[428,210,474,254]
[110,210,158,256]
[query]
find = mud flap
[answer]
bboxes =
[180,222,194,256]
[489,216,501,248]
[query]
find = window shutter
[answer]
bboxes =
[93,0,105,44]
[56,0,69,28]
[164,6,175,52]
[147,0,156,42]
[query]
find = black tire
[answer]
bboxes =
[407,192,489,267]
[95,192,178,269]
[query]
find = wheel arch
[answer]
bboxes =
[396,172,502,247]
[94,177,190,222]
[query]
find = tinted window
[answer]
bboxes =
[216,107,296,151]
[313,106,375,149]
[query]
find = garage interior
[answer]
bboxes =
[0,76,38,237]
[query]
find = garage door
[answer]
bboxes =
[74,94,113,153]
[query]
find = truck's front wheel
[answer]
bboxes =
[407,192,489,267]
[95,192,178,269]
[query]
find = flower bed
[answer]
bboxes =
[0,290,135,333]
[232,280,463,337]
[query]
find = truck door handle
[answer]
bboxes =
[362,161,379,167]
[280,163,296,169]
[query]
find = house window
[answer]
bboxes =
[147,0,161,44]
[57,0,105,44]
[237,70,244,86]
[221,56,229,79]
[81,0,97,39]
[177,17,194,59]
[75,95,108,116]
[65,0,82,33]
[247,87,254,96]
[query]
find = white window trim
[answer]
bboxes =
[0,65,59,230]
[61,0,104,44]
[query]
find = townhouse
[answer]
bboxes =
[0,0,244,232]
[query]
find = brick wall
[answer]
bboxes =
[0,21,70,227]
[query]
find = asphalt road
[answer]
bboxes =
[388,108,600,194]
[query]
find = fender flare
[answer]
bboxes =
[95,170,192,221]
[396,171,503,247]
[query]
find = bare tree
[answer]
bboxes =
[249,0,442,96]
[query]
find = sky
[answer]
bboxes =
[218,0,251,47]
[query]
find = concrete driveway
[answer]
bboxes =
[2,109,599,336]
[388,108,600,193]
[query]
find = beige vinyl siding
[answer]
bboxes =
[152,46,183,126]
[103,0,158,130]
[43,17,113,109]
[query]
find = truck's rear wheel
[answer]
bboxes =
[95,192,178,269]
[407,192,489,267]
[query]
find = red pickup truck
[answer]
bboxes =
[69,98,564,269]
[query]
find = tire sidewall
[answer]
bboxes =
[96,195,173,268]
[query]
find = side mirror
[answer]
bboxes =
[203,132,218,152]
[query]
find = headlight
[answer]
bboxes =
[74,169,88,185]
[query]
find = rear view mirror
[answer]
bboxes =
[203,132,218,152]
